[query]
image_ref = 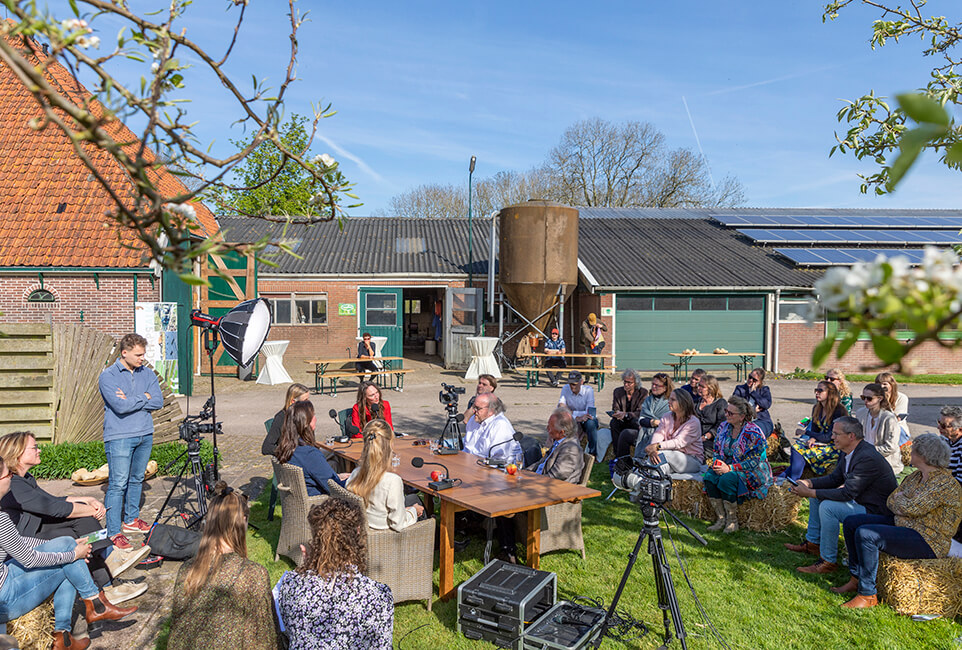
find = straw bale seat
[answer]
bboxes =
[7,597,54,650]
[876,554,962,617]
[900,441,913,469]
[668,477,801,532]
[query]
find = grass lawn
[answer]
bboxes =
[780,371,962,385]
[156,465,962,649]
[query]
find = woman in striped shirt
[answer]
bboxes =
[0,459,135,649]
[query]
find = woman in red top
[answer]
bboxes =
[350,381,392,437]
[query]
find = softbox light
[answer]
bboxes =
[217,298,272,367]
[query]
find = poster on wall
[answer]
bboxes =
[135,301,179,393]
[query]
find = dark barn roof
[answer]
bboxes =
[577,217,819,289]
[218,216,494,276]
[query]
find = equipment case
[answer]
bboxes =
[522,600,607,650]
[457,559,556,649]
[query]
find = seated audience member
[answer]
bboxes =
[619,373,672,459]
[876,372,910,446]
[855,383,903,475]
[463,394,520,461]
[275,401,346,496]
[608,369,648,460]
[278,499,393,649]
[694,375,727,450]
[786,381,847,481]
[168,482,279,649]
[542,328,567,388]
[350,381,393,438]
[559,371,600,460]
[787,416,898,574]
[831,434,962,608]
[825,369,853,414]
[680,369,706,406]
[347,420,424,531]
[464,374,497,417]
[644,389,704,474]
[937,405,962,548]
[0,432,148,605]
[732,368,773,435]
[355,332,379,381]
[0,458,135,650]
[261,383,311,456]
[702,396,773,534]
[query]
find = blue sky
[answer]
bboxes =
[38,1,962,214]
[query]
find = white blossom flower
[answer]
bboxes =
[165,202,196,221]
[307,192,331,207]
[151,62,160,73]
[61,18,88,32]
[311,153,336,170]
[76,35,100,49]
[813,266,861,312]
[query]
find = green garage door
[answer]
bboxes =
[615,294,766,372]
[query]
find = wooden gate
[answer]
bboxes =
[198,251,256,375]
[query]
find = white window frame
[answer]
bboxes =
[262,292,328,326]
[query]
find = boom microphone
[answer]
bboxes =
[411,456,456,490]
[484,432,524,467]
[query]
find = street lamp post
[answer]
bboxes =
[467,155,476,287]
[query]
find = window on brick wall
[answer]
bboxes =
[263,293,327,325]
[27,289,55,303]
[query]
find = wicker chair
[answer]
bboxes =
[272,459,328,564]
[537,452,595,559]
[327,480,436,610]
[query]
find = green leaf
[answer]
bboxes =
[836,329,861,359]
[945,142,962,167]
[870,334,903,365]
[178,273,209,287]
[897,93,949,126]
[811,336,835,369]
[69,0,79,16]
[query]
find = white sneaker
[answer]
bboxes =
[105,544,151,579]
[102,580,148,604]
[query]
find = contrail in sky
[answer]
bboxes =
[702,64,843,97]
[315,134,384,183]
[682,96,716,191]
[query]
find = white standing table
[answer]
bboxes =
[256,340,293,385]
[465,336,501,380]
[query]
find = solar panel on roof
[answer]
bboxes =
[739,229,962,245]
[775,247,935,266]
[721,214,962,229]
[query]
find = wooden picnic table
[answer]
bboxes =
[319,437,600,601]
[304,356,406,394]
[666,352,764,383]
[517,352,615,390]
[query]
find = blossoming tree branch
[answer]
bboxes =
[0,0,357,283]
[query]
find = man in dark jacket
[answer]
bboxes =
[784,416,898,573]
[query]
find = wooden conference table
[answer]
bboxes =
[320,437,601,600]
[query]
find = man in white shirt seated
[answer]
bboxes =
[463,393,520,461]
[558,370,600,461]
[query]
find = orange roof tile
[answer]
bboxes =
[0,26,218,269]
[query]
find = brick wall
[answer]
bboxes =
[0,274,158,338]
[777,321,962,374]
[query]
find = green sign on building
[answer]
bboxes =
[338,303,357,316]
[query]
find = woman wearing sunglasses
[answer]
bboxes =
[854,383,903,475]
[824,369,853,414]
[785,381,847,482]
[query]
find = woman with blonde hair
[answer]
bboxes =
[277,499,393,648]
[855,383,903,475]
[261,383,311,456]
[347,421,423,530]
[825,369,853,414]
[785,380,847,481]
[695,375,727,450]
[876,372,911,446]
[168,482,279,649]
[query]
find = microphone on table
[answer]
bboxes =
[412,456,456,490]
[483,432,524,467]
[327,409,350,443]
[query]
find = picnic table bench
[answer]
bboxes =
[305,356,409,396]
[518,353,615,391]
[666,351,764,383]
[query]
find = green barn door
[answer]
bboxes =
[359,288,402,358]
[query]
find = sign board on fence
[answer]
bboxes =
[338,303,357,316]
[135,302,179,393]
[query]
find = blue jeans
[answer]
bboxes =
[105,434,153,536]
[581,417,599,456]
[842,513,936,596]
[0,537,99,630]
[805,498,866,563]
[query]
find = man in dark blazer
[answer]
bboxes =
[530,407,587,483]
[785,416,898,574]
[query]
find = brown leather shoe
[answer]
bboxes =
[52,630,91,650]
[841,594,878,608]
[797,559,840,574]
[830,576,859,594]
[784,540,819,556]
[84,590,138,624]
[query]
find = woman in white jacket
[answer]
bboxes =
[347,420,423,530]
[855,383,903,475]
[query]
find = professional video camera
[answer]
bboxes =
[178,398,222,445]
[438,382,465,412]
[610,456,673,506]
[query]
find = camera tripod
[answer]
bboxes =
[437,406,465,450]
[152,435,211,530]
[595,503,707,649]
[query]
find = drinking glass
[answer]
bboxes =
[391,453,400,468]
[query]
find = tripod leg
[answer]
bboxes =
[593,529,649,649]
[152,455,190,527]
[650,529,688,650]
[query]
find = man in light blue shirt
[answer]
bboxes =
[558,370,599,460]
[99,333,163,548]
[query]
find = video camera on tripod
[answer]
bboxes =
[437,382,466,451]
[178,398,222,446]
[439,382,465,412]
[610,456,673,507]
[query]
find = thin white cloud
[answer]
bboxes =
[315,134,385,184]
[702,63,845,97]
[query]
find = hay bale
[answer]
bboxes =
[876,555,962,617]
[8,596,54,650]
[669,478,710,520]
[900,441,912,468]
[766,435,780,460]
[737,482,801,532]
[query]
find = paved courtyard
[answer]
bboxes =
[37,357,962,648]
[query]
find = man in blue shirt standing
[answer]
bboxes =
[99,333,163,549]
[558,370,600,461]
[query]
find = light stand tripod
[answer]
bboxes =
[595,503,707,650]
[151,422,211,529]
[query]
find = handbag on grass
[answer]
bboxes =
[146,523,200,560]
